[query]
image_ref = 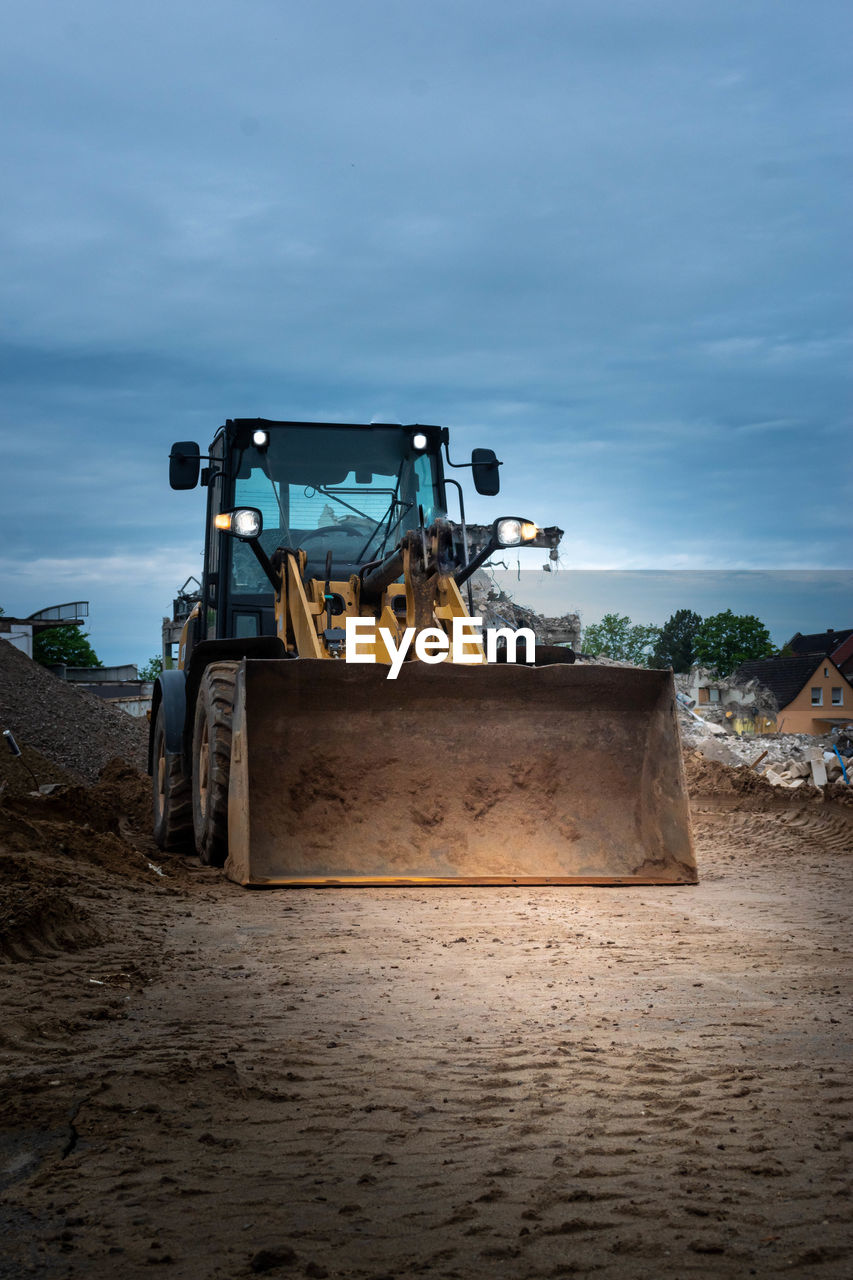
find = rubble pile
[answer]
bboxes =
[676,695,851,789]
[763,750,849,789]
[469,572,581,649]
[0,638,148,781]
[675,667,778,726]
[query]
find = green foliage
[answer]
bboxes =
[138,655,163,680]
[693,610,773,676]
[582,613,661,666]
[33,624,102,669]
[650,609,703,672]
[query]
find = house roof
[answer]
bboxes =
[734,655,840,709]
[831,633,853,668]
[787,627,853,656]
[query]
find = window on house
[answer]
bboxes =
[811,687,823,706]
[708,688,721,703]
[831,687,843,705]
[824,666,829,678]
[698,688,709,703]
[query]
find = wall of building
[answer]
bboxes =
[106,695,153,719]
[777,661,853,734]
[64,664,139,683]
[0,620,33,659]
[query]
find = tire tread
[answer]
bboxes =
[192,661,238,866]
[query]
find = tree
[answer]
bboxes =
[582,613,661,666]
[139,655,163,680]
[650,609,703,672]
[33,625,103,669]
[693,610,773,676]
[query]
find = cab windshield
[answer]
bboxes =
[230,425,444,592]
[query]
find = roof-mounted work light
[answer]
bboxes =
[252,429,269,448]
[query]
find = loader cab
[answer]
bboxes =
[204,420,449,643]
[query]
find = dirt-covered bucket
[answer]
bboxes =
[225,660,696,887]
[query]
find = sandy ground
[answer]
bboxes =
[1,775,851,1279]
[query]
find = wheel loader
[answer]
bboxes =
[149,419,696,887]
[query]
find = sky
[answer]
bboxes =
[488,569,853,649]
[0,1,850,665]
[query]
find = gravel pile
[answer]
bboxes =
[0,640,149,781]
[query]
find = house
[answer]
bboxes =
[0,615,35,657]
[787,627,853,679]
[734,654,853,735]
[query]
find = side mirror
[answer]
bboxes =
[471,447,501,496]
[170,441,201,490]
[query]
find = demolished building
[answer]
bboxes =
[676,666,778,735]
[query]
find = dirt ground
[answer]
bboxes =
[1,758,851,1280]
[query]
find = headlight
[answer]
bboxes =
[496,518,522,546]
[252,429,269,447]
[495,517,539,546]
[215,507,263,539]
[233,508,262,538]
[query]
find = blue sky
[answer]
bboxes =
[0,1,850,664]
[492,570,853,649]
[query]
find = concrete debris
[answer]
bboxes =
[675,693,728,736]
[785,760,811,779]
[675,667,778,732]
[468,571,582,650]
[677,691,851,788]
[765,767,805,790]
[807,748,828,787]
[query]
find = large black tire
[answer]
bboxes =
[152,703,193,851]
[191,662,238,867]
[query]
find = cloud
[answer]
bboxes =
[0,549,197,590]
[0,0,850,661]
[0,547,200,665]
[700,333,853,365]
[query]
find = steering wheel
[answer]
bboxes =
[298,521,370,543]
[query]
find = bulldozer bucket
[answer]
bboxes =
[225,659,696,887]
